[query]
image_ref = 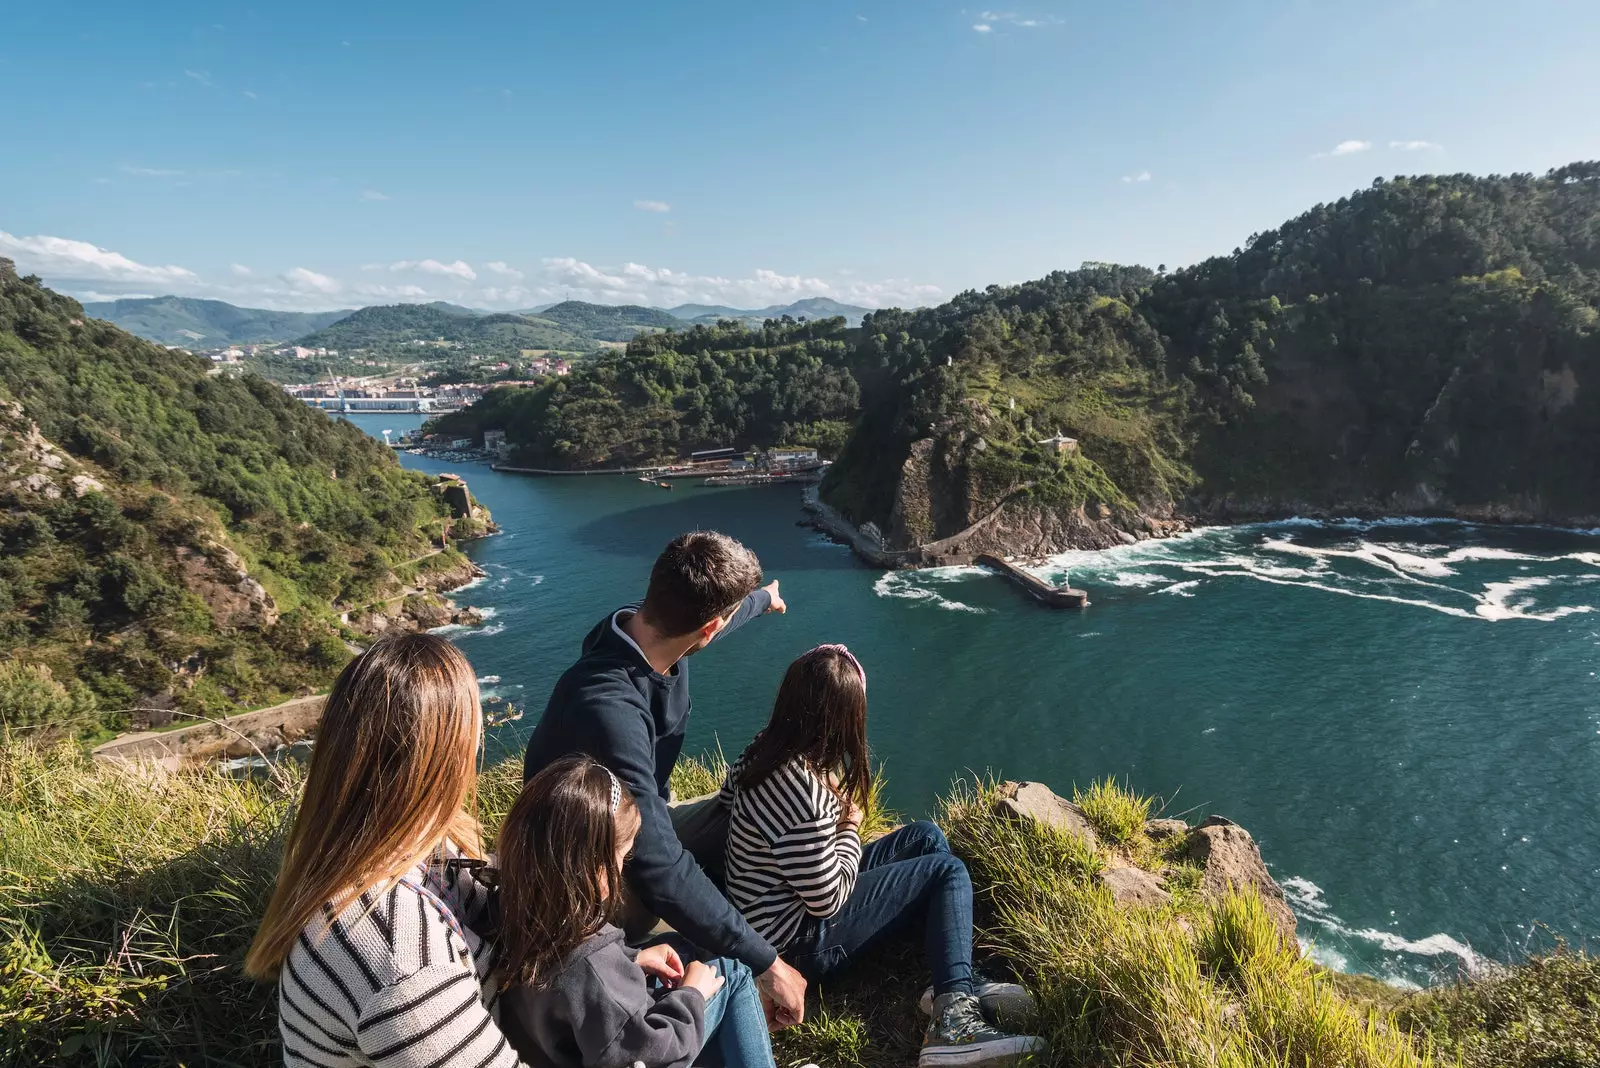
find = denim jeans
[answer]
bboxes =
[647,937,774,1068]
[783,820,976,999]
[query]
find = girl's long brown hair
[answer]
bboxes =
[245,632,484,980]
[737,645,870,813]
[495,755,640,988]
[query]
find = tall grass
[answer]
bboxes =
[4,742,1595,1068]
[941,778,1444,1068]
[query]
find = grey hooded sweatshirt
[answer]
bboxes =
[498,924,706,1068]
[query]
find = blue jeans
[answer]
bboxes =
[648,938,774,1068]
[783,820,976,999]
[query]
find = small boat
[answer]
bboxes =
[656,480,673,490]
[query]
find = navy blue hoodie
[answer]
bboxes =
[523,589,776,972]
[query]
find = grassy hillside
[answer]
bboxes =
[535,300,681,341]
[0,261,481,736]
[3,742,1593,1067]
[81,297,351,347]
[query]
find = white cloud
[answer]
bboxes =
[1315,139,1373,158]
[856,13,868,21]
[0,231,198,284]
[1390,140,1442,151]
[230,263,253,276]
[282,267,341,294]
[633,199,672,213]
[359,189,390,201]
[242,89,258,100]
[974,10,1051,29]
[121,164,185,177]
[1121,170,1152,183]
[390,258,477,281]
[535,257,937,310]
[486,261,525,280]
[183,69,215,87]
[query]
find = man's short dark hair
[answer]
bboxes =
[639,531,763,637]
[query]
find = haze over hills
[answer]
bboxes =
[84,294,879,353]
[79,296,353,347]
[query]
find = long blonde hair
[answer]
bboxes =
[245,632,484,980]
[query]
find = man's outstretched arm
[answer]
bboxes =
[715,581,786,643]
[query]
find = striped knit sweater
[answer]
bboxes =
[277,856,525,1068]
[718,754,863,949]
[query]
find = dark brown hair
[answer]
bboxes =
[639,531,763,638]
[738,646,870,814]
[247,632,483,980]
[494,755,641,989]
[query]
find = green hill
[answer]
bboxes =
[823,164,1600,549]
[0,260,489,737]
[81,296,352,347]
[534,300,682,341]
[293,303,592,356]
[667,297,873,327]
[435,163,1600,548]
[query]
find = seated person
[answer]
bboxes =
[719,645,1049,1068]
[491,755,776,1068]
[522,531,806,1028]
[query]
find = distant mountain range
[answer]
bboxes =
[82,295,880,349]
[666,297,872,327]
[79,296,353,347]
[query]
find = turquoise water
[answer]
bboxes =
[346,415,1600,987]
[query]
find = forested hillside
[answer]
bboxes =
[82,296,351,347]
[292,302,593,357]
[535,300,681,341]
[0,261,485,736]
[438,164,1600,551]
[430,317,860,466]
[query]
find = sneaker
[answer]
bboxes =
[918,981,1036,1029]
[919,992,1048,1067]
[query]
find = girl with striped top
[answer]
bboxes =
[720,645,1047,1068]
[245,633,525,1068]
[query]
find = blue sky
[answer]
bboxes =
[2,0,1597,311]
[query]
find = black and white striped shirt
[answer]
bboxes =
[718,755,862,949]
[277,856,524,1068]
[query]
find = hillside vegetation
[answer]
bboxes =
[4,742,1594,1067]
[292,302,593,358]
[0,261,482,736]
[430,316,861,466]
[434,165,1600,547]
[81,297,351,347]
[535,300,682,340]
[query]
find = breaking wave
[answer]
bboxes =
[872,568,989,614]
[1024,521,1600,622]
[1282,875,1483,987]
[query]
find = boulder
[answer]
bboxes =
[994,781,1098,847]
[1099,864,1171,907]
[1185,819,1296,940]
[1145,818,1190,841]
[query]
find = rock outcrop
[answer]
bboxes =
[995,780,1296,941]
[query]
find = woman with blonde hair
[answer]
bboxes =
[245,632,523,1068]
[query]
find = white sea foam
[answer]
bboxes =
[469,623,507,637]
[1107,571,1172,588]
[872,571,988,614]
[1280,875,1484,982]
[1157,579,1202,597]
[530,575,545,586]
[477,674,501,684]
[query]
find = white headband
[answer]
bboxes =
[605,767,622,814]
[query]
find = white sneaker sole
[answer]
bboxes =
[918,1036,1048,1067]
[919,983,1036,1021]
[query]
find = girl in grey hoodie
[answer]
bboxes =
[490,755,777,1068]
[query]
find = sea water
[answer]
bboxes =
[345,414,1600,986]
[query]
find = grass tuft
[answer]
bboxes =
[1073,775,1154,846]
